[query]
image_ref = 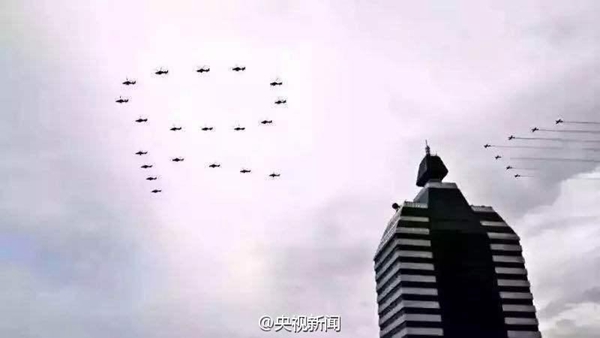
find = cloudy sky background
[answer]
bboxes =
[1,0,599,337]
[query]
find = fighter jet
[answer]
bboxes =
[151,189,162,193]
[122,78,136,85]
[233,126,246,131]
[269,173,281,178]
[170,126,182,131]
[495,155,502,160]
[208,163,221,168]
[240,169,251,173]
[484,144,491,148]
[146,177,158,181]
[531,127,539,132]
[196,66,210,73]
[135,117,148,123]
[231,66,246,72]
[155,68,169,75]
[506,166,513,170]
[508,135,516,140]
[260,120,273,125]
[274,98,287,105]
[141,165,153,169]
[201,127,214,131]
[556,119,564,124]
[115,96,129,103]
[135,151,148,155]
[270,79,283,86]
[171,157,184,162]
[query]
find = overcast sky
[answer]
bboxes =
[1,1,599,337]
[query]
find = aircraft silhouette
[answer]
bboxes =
[270,80,283,86]
[201,127,214,131]
[484,144,491,148]
[269,173,281,178]
[508,135,515,140]
[495,155,502,160]
[115,96,129,103]
[135,118,148,123]
[506,166,513,170]
[231,66,246,72]
[151,189,162,193]
[274,98,287,105]
[141,165,153,169]
[555,119,563,124]
[135,151,148,155]
[171,157,184,162]
[155,68,169,75]
[260,120,273,125]
[122,78,136,85]
[209,163,221,168]
[170,126,182,131]
[146,177,158,181]
[514,174,522,178]
[196,66,210,73]
[531,127,539,132]
[234,126,246,131]
[240,169,251,173]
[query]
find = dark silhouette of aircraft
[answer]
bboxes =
[151,189,162,193]
[231,66,246,72]
[274,98,287,105]
[555,119,563,124]
[209,163,221,168]
[170,126,182,131]
[155,68,169,75]
[115,96,129,103]
[495,155,502,160]
[514,174,522,178]
[141,165,153,169]
[260,120,273,125]
[269,173,281,178]
[171,157,184,162]
[122,78,136,85]
[234,126,246,131]
[135,118,148,123]
[484,144,491,148]
[506,166,513,170]
[508,135,516,140]
[135,151,148,155]
[146,177,158,181]
[240,169,251,173]
[201,127,214,131]
[196,66,210,73]
[270,80,283,86]
[531,127,539,132]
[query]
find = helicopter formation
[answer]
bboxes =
[484,117,600,180]
[116,65,286,194]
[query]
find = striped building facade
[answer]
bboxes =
[374,149,541,338]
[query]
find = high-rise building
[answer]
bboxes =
[374,145,541,338]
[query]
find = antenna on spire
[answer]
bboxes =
[425,140,431,156]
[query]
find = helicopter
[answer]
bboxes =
[115,96,129,104]
[260,120,273,125]
[208,163,221,168]
[135,117,148,123]
[231,66,246,72]
[495,155,502,160]
[141,165,153,169]
[531,127,539,132]
[269,173,281,178]
[135,151,148,155]
[146,177,158,181]
[201,126,214,131]
[269,79,283,86]
[555,119,564,124]
[196,66,210,73]
[508,135,516,140]
[122,78,136,85]
[155,68,169,75]
[233,126,246,131]
[170,126,182,131]
[506,166,513,170]
[240,169,251,173]
[151,189,162,193]
[171,157,184,162]
[274,98,287,105]
[484,144,491,148]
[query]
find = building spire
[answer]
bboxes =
[425,140,431,156]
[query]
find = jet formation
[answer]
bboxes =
[484,117,600,180]
[118,65,290,194]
